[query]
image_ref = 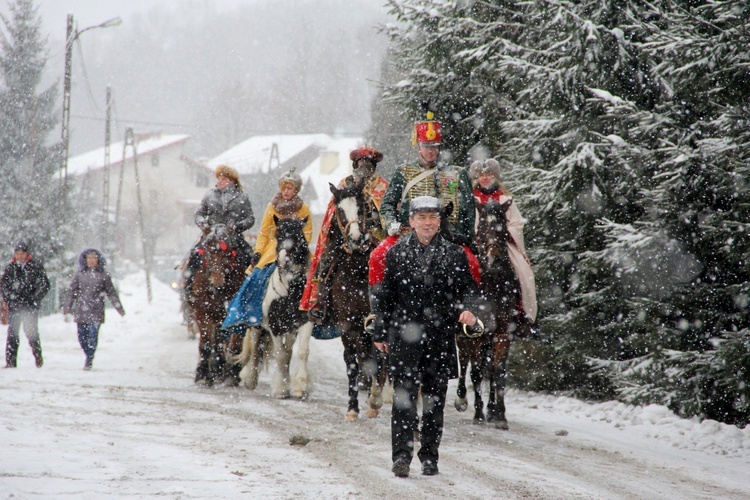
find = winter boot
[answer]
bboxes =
[31,340,43,368]
[5,336,19,368]
[308,280,330,325]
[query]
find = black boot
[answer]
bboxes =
[5,336,19,368]
[309,279,330,325]
[31,340,43,368]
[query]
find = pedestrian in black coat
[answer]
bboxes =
[1,241,50,368]
[64,249,125,370]
[372,196,485,478]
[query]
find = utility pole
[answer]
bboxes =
[102,85,112,251]
[59,14,74,193]
[113,128,153,303]
[58,15,122,196]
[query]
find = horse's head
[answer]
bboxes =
[273,215,309,273]
[199,225,240,287]
[476,199,512,266]
[330,181,370,253]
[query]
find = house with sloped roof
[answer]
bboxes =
[65,132,208,261]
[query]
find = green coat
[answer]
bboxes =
[380,163,475,245]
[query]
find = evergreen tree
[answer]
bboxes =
[378,0,750,424]
[0,0,64,269]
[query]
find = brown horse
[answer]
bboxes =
[326,181,388,420]
[455,199,518,429]
[187,226,247,386]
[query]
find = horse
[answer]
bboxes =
[455,199,518,429]
[230,215,312,399]
[326,181,388,421]
[187,226,247,386]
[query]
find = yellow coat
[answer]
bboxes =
[253,202,313,270]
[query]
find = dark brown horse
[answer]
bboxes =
[187,226,247,386]
[327,181,388,420]
[455,199,518,429]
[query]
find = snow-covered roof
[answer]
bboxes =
[298,136,362,214]
[207,134,333,175]
[65,133,191,177]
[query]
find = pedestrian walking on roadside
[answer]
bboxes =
[64,248,125,370]
[1,241,50,368]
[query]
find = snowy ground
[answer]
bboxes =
[1,272,749,499]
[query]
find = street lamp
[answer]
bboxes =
[59,14,122,190]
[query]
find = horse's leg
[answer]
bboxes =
[490,334,511,430]
[224,333,243,387]
[454,338,470,412]
[208,323,228,386]
[240,328,261,390]
[291,321,313,399]
[271,333,295,399]
[364,342,384,418]
[342,332,360,421]
[195,316,211,384]
[470,342,486,424]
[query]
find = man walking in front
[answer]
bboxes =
[2,241,50,368]
[372,196,485,478]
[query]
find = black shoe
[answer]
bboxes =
[392,457,410,478]
[421,460,438,476]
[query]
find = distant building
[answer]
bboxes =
[65,132,208,261]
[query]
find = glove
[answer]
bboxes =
[64,313,73,323]
[249,252,262,267]
[387,221,402,236]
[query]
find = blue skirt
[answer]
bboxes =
[221,264,276,338]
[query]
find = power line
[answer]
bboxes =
[71,114,196,129]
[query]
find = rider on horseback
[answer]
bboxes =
[470,159,537,326]
[300,146,389,324]
[183,165,255,298]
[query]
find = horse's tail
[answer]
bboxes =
[226,331,253,366]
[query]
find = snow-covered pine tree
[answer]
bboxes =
[0,0,66,269]
[378,0,750,424]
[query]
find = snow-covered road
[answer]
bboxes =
[1,272,749,499]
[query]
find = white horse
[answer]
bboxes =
[229,216,313,399]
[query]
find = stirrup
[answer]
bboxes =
[363,313,376,335]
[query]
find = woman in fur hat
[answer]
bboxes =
[250,169,313,270]
[469,159,537,325]
[184,165,255,296]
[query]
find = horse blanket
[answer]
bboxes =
[221,264,276,337]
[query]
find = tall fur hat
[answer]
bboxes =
[349,146,383,164]
[469,159,502,181]
[278,168,303,193]
[215,165,241,188]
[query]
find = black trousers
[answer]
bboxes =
[390,346,449,465]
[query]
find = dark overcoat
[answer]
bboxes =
[1,257,50,312]
[374,232,481,380]
[64,250,125,324]
[194,185,255,233]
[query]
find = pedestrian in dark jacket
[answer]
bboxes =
[64,249,125,370]
[1,241,50,368]
[372,196,485,478]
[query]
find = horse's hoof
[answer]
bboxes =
[224,377,240,387]
[495,419,509,430]
[345,410,359,422]
[454,398,468,412]
[365,408,379,419]
[472,417,485,425]
[291,390,308,400]
[274,391,290,400]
